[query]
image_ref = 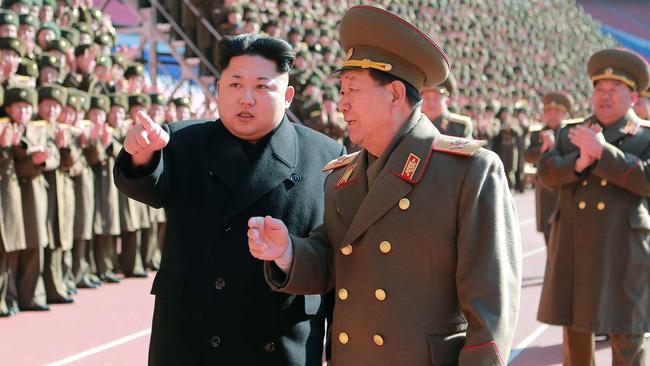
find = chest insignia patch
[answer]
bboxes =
[400,153,421,181]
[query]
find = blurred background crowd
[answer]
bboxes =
[0,0,649,316]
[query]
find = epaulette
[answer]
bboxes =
[0,117,10,124]
[28,120,49,127]
[322,151,360,172]
[639,119,650,129]
[561,117,586,126]
[309,110,322,118]
[447,112,472,126]
[528,123,545,132]
[80,119,93,126]
[432,134,486,156]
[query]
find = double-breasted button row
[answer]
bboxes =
[338,288,387,301]
[340,240,393,256]
[337,332,384,346]
[581,179,607,187]
[577,201,606,211]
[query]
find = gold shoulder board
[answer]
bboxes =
[309,110,322,118]
[561,117,586,126]
[639,119,650,129]
[0,117,10,124]
[29,120,49,127]
[322,151,361,172]
[448,112,472,126]
[432,134,486,156]
[528,123,544,132]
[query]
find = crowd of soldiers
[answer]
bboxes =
[168,0,618,187]
[0,0,198,317]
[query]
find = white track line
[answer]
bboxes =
[518,218,535,226]
[45,328,151,366]
[523,246,546,259]
[508,324,550,363]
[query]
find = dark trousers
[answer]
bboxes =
[563,327,646,366]
[120,230,146,276]
[93,234,117,277]
[73,238,94,285]
[7,247,47,309]
[43,247,69,301]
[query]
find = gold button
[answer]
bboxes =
[373,334,384,346]
[578,201,586,210]
[597,202,605,211]
[601,179,608,187]
[398,198,410,210]
[375,289,386,301]
[379,241,392,254]
[339,332,349,344]
[581,180,588,186]
[338,288,349,300]
[340,245,353,256]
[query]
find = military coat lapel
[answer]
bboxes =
[224,117,297,221]
[332,150,368,226]
[340,115,437,246]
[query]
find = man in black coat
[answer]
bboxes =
[113,34,343,366]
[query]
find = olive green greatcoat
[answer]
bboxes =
[537,111,650,333]
[266,112,521,366]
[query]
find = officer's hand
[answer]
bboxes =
[124,110,169,166]
[55,128,68,148]
[30,146,49,165]
[540,130,555,153]
[248,216,290,260]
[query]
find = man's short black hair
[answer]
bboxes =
[368,69,422,109]
[218,33,294,74]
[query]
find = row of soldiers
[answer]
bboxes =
[0,0,197,317]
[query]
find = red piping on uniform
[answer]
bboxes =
[621,159,640,185]
[462,341,505,365]
[388,139,436,184]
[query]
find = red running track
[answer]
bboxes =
[0,190,648,365]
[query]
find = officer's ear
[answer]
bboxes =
[284,85,295,108]
[388,80,407,107]
[630,90,638,106]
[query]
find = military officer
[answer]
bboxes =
[421,73,473,138]
[493,106,523,189]
[38,84,78,303]
[0,85,27,317]
[65,89,99,288]
[249,6,521,365]
[143,92,167,270]
[635,86,649,120]
[17,13,38,59]
[124,62,145,95]
[0,36,25,86]
[86,94,121,283]
[172,96,191,121]
[0,10,19,38]
[537,48,650,365]
[37,52,61,85]
[115,93,151,278]
[9,85,59,311]
[523,92,573,244]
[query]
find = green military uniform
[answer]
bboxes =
[142,93,167,270]
[116,94,151,277]
[523,92,573,244]
[0,86,27,316]
[9,86,58,310]
[37,84,76,303]
[493,107,523,189]
[86,94,121,283]
[266,6,521,365]
[537,48,650,365]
